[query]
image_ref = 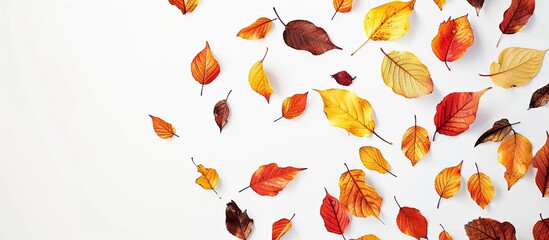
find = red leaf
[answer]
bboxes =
[533,214,549,240]
[331,71,356,86]
[533,131,549,197]
[498,0,535,46]
[394,196,428,239]
[272,214,294,240]
[240,163,307,196]
[320,188,350,237]
[465,217,516,240]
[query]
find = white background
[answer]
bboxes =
[1,0,548,239]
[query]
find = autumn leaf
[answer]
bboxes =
[529,83,549,109]
[226,200,254,240]
[433,88,491,140]
[439,224,453,240]
[464,217,516,240]
[272,214,294,240]
[248,48,274,103]
[431,15,474,71]
[359,146,397,177]
[214,90,232,133]
[498,0,535,47]
[274,92,308,122]
[467,163,495,209]
[394,196,428,239]
[339,164,384,221]
[331,71,356,86]
[479,47,547,88]
[474,119,520,147]
[380,48,433,98]
[498,132,533,190]
[169,0,199,15]
[467,0,485,16]
[434,0,446,10]
[320,188,350,238]
[315,88,392,144]
[149,115,178,139]
[352,0,416,56]
[237,17,276,40]
[239,163,306,196]
[273,8,341,55]
[435,160,463,209]
[191,41,220,96]
[351,235,381,240]
[402,116,431,166]
[332,0,353,20]
[532,131,549,197]
[191,158,220,198]
[533,214,549,240]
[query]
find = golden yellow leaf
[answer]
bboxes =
[351,235,381,240]
[435,160,463,209]
[434,0,446,10]
[248,48,274,103]
[380,48,433,98]
[480,47,547,88]
[314,88,392,144]
[401,116,431,166]
[237,17,275,40]
[352,0,416,55]
[339,166,383,220]
[467,163,494,209]
[359,146,397,177]
[191,158,220,198]
[497,132,533,190]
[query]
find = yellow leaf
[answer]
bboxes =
[192,158,220,198]
[434,0,446,10]
[401,116,431,166]
[497,132,533,190]
[237,17,275,40]
[480,47,547,88]
[352,0,416,55]
[359,146,397,177]
[380,48,433,98]
[467,163,495,209]
[339,167,383,220]
[351,235,381,240]
[248,48,274,103]
[434,160,463,209]
[314,88,392,144]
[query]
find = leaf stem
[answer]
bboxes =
[225,90,233,101]
[341,234,347,240]
[372,131,393,145]
[331,4,342,20]
[496,34,503,48]
[274,116,284,122]
[173,133,180,137]
[414,115,417,127]
[433,132,438,142]
[200,83,204,96]
[261,47,269,62]
[444,60,451,71]
[272,7,286,26]
[440,224,446,232]
[475,162,480,175]
[238,186,250,193]
[437,194,443,209]
[394,196,402,209]
[212,188,221,199]
[351,39,370,56]
[387,170,398,178]
[289,213,296,221]
[191,157,197,167]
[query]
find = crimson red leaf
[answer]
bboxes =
[320,188,350,238]
[331,71,356,86]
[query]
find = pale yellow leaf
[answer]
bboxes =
[481,47,547,88]
[381,49,433,98]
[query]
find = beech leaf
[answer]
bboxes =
[533,214,549,240]
[498,0,535,47]
[474,119,519,147]
[498,132,533,190]
[359,146,397,177]
[465,217,516,240]
[272,214,294,240]
[332,0,353,20]
[431,15,474,71]
[237,17,276,40]
[149,115,178,139]
[169,0,199,15]
[226,200,254,240]
[213,90,232,133]
[467,163,495,209]
[480,47,547,88]
[467,0,485,16]
[402,116,431,166]
[529,83,549,109]
[394,196,428,240]
[439,224,453,240]
[380,48,433,98]
[275,92,308,122]
[248,48,274,103]
[339,165,384,221]
[320,188,350,238]
[331,71,356,86]
[191,41,220,96]
[191,158,220,198]
[239,163,306,196]
[434,160,463,209]
[532,131,549,197]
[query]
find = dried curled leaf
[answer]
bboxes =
[532,132,549,197]
[467,163,495,209]
[533,214,549,240]
[431,15,474,71]
[435,161,463,209]
[272,214,294,240]
[439,225,453,240]
[149,115,178,139]
[475,119,517,147]
[351,235,381,240]
[275,92,308,122]
[331,71,356,86]
[248,48,274,103]
[226,200,254,240]
[498,0,535,46]
[434,88,491,140]
[402,116,431,166]
[465,217,516,240]
[273,8,341,55]
[237,17,275,40]
[214,90,232,133]
[339,167,383,220]
[498,132,533,190]
[380,48,433,98]
[434,0,446,10]
[467,0,485,16]
[191,41,220,96]
[191,158,219,198]
[395,197,428,240]
[241,163,306,196]
[480,47,547,88]
[359,146,397,177]
[169,0,199,15]
[320,188,350,237]
[530,83,549,110]
[332,0,353,20]
[315,88,391,144]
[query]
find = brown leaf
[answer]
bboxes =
[226,200,254,240]
[533,213,549,240]
[529,83,549,109]
[498,0,535,47]
[475,119,519,147]
[214,90,232,133]
[331,71,356,86]
[467,0,485,16]
[465,217,516,240]
[273,8,341,55]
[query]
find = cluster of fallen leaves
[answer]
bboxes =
[146,0,549,239]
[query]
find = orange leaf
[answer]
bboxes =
[532,131,549,196]
[320,188,350,237]
[498,0,535,47]
[434,0,446,10]
[248,48,274,103]
[191,158,220,198]
[275,92,308,122]
[149,115,178,139]
[467,163,495,209]
[332,0,353,20]
[464,217,516,240]
[433,88,491,140]
[169,0,199,15]
[434,160,463,209]
[351,235,381,240]
[240,163,306,196]
[339,166,383,221]
[237,17,276,40]
[225,200,254,240]
[533,214,549,240]
[401,116,431,166]
[439,224,453,240]
[394,196,428,240]
[191,41,220,96]
[498,132,533,190]
[359,146,397,177]
[431,15,474,71]
[271,214,294,240]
